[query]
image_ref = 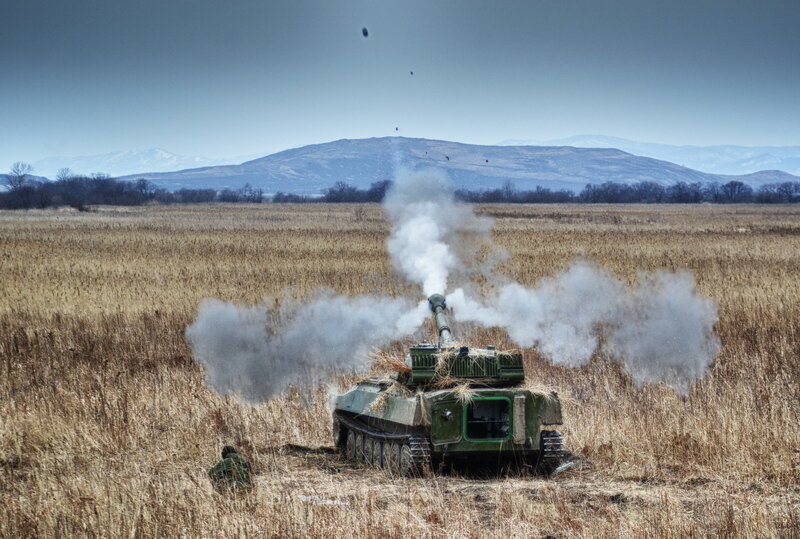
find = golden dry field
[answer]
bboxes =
[1,203,799,537]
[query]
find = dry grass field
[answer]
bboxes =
[1,203,799,537]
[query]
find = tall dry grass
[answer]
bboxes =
[1,203,798,537]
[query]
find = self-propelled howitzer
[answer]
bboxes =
[331,294,565,476]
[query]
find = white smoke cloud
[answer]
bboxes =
[448,262,719,394]
[186,293,428,402]
[606,270,720,393]
[384,168,492,295]
[450,263,624,365]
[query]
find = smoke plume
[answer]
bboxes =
[384,168,492,295]
[186,293,428,402]
[447,261,719,394]
[605,270,720,392]
[447,262,625,366]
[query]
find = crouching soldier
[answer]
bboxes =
[208,445,253,493]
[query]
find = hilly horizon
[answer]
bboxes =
[119,137,800,194]
[24,135,800,180]
[501,135,800,176]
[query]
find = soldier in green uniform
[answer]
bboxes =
[208,445,252,492]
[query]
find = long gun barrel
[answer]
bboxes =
[428,294,455,348]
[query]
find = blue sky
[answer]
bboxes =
[2,0,799,167]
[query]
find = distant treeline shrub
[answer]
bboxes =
[273,180,390,203]
[323,180,392,202]
[455,180,800,204]
[274,179,800,204]
[3,175,800,209]
[0,176,264,209]
[272,192,315,203]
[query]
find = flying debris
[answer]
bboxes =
[362,27,369,37]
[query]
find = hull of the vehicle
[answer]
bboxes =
[333,379,563,464]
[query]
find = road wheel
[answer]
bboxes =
[386,442,400,475]
[399,443,415,477]
[345,431,356,461]
[372,439,383,468]
[355,433,366,465]
[363,437,374,466]
[332,418,344,448]
[382,441,395,473]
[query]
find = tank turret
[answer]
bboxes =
[405,294,524,385]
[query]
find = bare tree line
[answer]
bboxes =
[3,162,800,209]
[455,180,800,204]
[1,163,265,209]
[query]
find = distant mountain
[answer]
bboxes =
[31,149,259,179]
[121,137,800,194]
[717,170,800,183]
[499,135,800,176]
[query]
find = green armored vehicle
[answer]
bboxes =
[332,294,565,476]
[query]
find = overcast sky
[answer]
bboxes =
[2,0,799,166]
